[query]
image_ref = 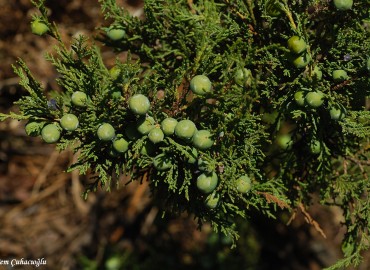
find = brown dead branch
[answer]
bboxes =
[3,174,69,222]
[298,203,327,239]
[257,191,290,210]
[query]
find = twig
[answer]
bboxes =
[71,151,90,214]
[257,191,290,209]
[31,150,60,197]
[0,77,20,90]
[141,207,159,235]
[126,175,150,222]
[286,208,297,225]
[298,203,327,239]
[346,156,369,180]
[187,0,196,14]
[3,174,69,222]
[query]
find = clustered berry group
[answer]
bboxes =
[24,72,253,209]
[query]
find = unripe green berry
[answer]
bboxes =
[105,256,122,269]
[312,66,322,80]
[41,124,61,144]
[310,140,321,155]
[25,121,43,137]
[60,114,79,131]
[31,20,49,36]
[236,175,252,194]
[137,116,155,135]
[196,172,218,194]
[305,91,324,108]
[190,75,212,95]
[71,91,88,107]
[148,127,165,144]
[294,91,305,106]
[276,134,293,150]
[333,0,353,10]
[175,119,197,140]
[106,27,126,41]
[330,106,346,121]
[97,123,116,141]
[112,136,129,153]
[160,118,178,136]
[128,94,150,115]
[109,66,121,80]
[292,53,311,68]
[332,69,348,82]
[287,36,307,55]
[153,154,172,171]
[192,130,214,150]
[205,192,220,209]
[234,68,252,87]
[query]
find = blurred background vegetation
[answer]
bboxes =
[0,1,369,269]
